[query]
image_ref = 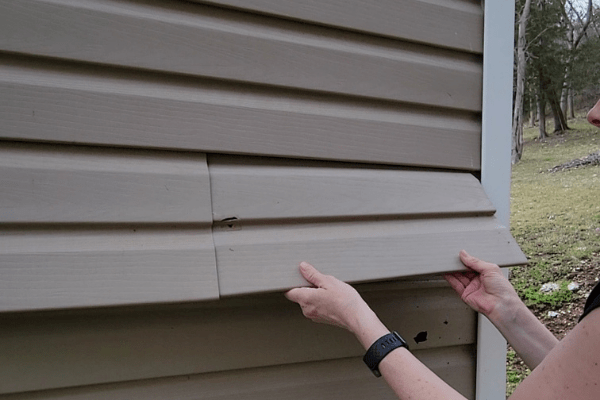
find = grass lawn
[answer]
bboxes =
[506,115,600,396]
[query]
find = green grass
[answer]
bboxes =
[506,350,530,395]
[507,115,600,396]
[511,118,600,298]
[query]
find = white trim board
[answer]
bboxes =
[477,0,516,399]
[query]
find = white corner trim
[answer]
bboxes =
[478,0,515,399]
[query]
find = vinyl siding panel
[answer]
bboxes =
[208,155,495,221]
[0,0,482,111]
[214,217,524,296]
[0,55,481,169]
[0,347,476,400]
[0,141,218,311]
[0,142,212,223]
[208,155,525,296]
[0,285,475,394]
[0,227,219,311]
[195,0,483,53]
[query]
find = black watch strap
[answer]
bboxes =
[363,331,409,377]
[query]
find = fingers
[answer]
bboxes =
[459,250,498,274]
[444,273,465,295]
[444,274,465,293]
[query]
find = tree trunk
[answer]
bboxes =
[561,85,568,116]
[538,95,547,140]
[549,92,569,132]
[538,65,569,133]
[530,95,537,127]
[512,0,532,164]
[568,89,575,119]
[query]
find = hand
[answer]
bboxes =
[444,250,520,318]
[285,262,371,332]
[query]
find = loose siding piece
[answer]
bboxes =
[0,287,474,394]
[0,347,476,400]
[214,217,526,296]
[208,155,495,221]
[0,142,212,223]
[0,57,482,169]
[0,0,482,111]
[0,227,219,311]
[195,0,483,53]
[208,156,525,296]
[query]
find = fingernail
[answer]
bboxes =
[300,262,310,269]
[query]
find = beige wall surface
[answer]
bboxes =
[0,282,477,397]
[0,0,483,169]
[0,0,521,399]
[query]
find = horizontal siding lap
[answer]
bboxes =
[208,155,495,221]
[214,217,526,296]
[0,286,475,394]
[0,142,212,223]
[0,0,482,111]
[0,347,475,399]
[196,0,483,53]
[0,228,219,311]
[0,58,481,169]
[0,141,219,311]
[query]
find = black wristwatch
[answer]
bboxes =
[363,331,409,377]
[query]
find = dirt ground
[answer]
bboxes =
[507,255,600,388]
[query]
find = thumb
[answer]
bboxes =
[298,262,326,287]
[285,287,312,303]
[459,250,497,274]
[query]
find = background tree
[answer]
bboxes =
[513,0,532,163]
[511,0,600,163]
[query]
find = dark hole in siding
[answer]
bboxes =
[414,331,428,344]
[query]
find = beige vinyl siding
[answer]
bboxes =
[0,283,475,395]
[0,0,482,111]
[0,227,219,311]
[0,348,475,400]
[215,217,522,296]
[209,155,524,295]
[193,0,484,53]
[0,0,519,399]
[0,142,218,311]
[0,55,482,169]
[0,0,483,170]
[208,155,496,221]
[0,142,212,223]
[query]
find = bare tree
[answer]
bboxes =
[538,80,547,139]
[561,0,596,117]
[512,0,533,163]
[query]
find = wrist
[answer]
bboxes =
[487,294,528,330]
[347,306,390,350]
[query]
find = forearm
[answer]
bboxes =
[487,296,558,369]
[379,348,467,400]
[349,305,467,400]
